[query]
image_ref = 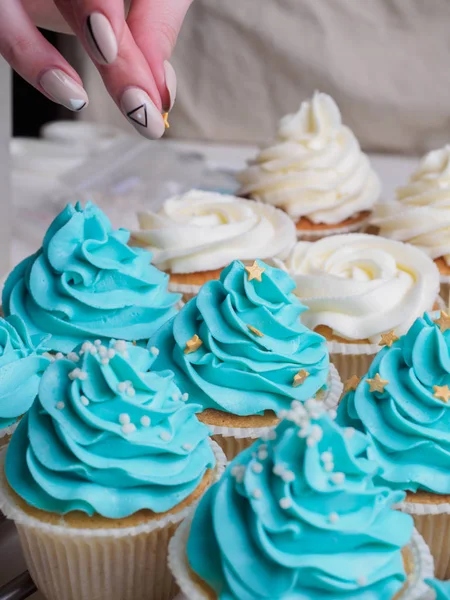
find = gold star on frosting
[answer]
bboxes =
[379,330,399,348]
[293,369,310,387]
[163,112,170,129]
[245,261,265,282]
[184,334,203,354]
[435,311,450,333]
[366,373,389,393]
[344,375,361,393]
[433,384,450,403]
[247,324,264,337]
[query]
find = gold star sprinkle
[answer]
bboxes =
[433,385,450,403]
[379,330,399,348]
[245,261,265,282]
[247,324,263,337]
[435,311,450,333]
[163,112,170,129]
[344,375,361,393]
[366,373,389,394]
[293,369,310,387]
[184,334,203,354]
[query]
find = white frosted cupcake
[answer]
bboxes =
[0,340,226,600]
[238,91,381,240]
[132,189,296,300]
[371,145,450,300]
[284,233,441,381]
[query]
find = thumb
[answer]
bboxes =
[127,0,193,112]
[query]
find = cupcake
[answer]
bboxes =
[2,201,180,353]
[0,340,225,600]
[131,189,296,301]
[426,579,450,599]
[0,315,50,448]
[284,233,441,380]
[337,312,450,579]
[149,259,342,459]
[237,91,381,240]
[371,145,450,300]
[169,400,433,600]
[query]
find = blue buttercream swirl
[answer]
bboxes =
[2,201,180,353]
[338,313,450,494]
[426,579,450,599]
[6,340,215,518]
[187,402,412,599]
[0,315,50,430]
[150,260,329,415]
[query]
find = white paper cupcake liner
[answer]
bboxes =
[398,497,450,580]
[207,364,342,460]
[439,274,450,306]
[295,214,372,241]
[0,441,226,600]
[168,281,201,303]
[169,519,433,600]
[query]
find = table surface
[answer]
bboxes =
[1,138,420,599]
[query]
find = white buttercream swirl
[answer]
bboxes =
[284,233,440,342]
[372,145,450,266]
[237,92,381,224]
[132,190,296,273]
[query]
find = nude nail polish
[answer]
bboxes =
[40,69,88,111]
[163,61,177,111]
[85,13,118,65]
[120,88,165,140]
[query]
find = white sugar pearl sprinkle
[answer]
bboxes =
[101,358,109,366]
[357,576,368,587]
[160,431,171,441]
[98,346,108,358]
[68,368,80,380]
[121,423,136,435]
[252,462,263,474]
[252,488,262,499]
[172,393,181,402]
[181,393,189,402]
[273,464,284,476]
[279,497,292,510]
[67,352,79,363]
[114,340,127,353]
[329,512,339,524]
[321,452,333,463]
[89,347,98,355]
[324,462,334,473]
[94,340,102,346]
[281,470,295,483]
[127,387,136,397]
[80,396,89,406]
[81,342,93,352]
[78,371,87,381]
[149,346,159,356]
[182,443,193,451]
[344,427,355,439]
[119,413,131,425]
[258,450,268,461]
[331,472,345,485]
[140,416,151,427]
[118,382,127,393]
[56,402,65,410]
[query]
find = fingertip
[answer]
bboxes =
[163,60,177,111]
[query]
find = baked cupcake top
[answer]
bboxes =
[6,340,215,518]
[372,145,450,267]
[337,312,450,494]
[237,91,381,224]
[132,190,296,274]
[2,201,180,353]
[187,401,412,599]
[0,315,50,431]
[285,233,440,343]
[150,260,329,415]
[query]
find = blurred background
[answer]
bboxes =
[2,0,450,274]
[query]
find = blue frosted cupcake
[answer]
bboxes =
[149,259,341,458]
[169,400,433,599]
[2,201,180,353]
[0,340,225,600]
[337,311,450,579]
[0,315,50,447]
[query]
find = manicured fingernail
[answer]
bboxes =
[39,69,88,111]
[163,60,177,111]
[120,88,165,140]
[85,13,118,65]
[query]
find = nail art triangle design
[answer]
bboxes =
[127,104,148,127]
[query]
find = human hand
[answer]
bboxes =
[0,0,193,139]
